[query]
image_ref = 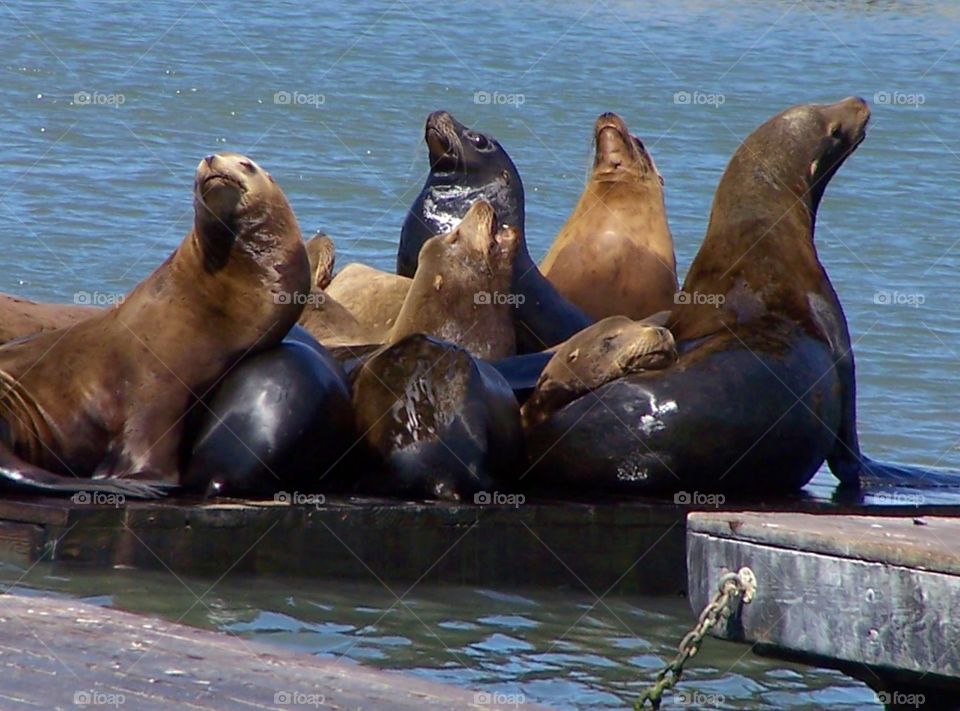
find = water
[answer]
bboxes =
[2,0,959,707]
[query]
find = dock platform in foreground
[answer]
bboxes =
[2,487,960,595]
[687,512,960,705]
[0,592,544,710]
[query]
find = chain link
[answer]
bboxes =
[634,566,757,710]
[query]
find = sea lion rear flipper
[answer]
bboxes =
[0,445,170,499]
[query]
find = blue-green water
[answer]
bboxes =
[3,1,960,708]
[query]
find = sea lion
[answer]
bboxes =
[351,333,522,501]
[0,294,99,344]
[520,314,677,430]
[305,232,336,290]
[399,110,592,353]
[389,200,519,360]
[297,234,378,347]
[540,112,678,320]
[0,152,309,497]
[524,98,878,495]
[185,333,355,498]
[325,263,411,340]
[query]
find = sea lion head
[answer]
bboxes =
[191,152,308,332]
[592,112,663,187]
[397,200,519,359]
[740,97,870,213]
[423,199,519,280]
[424,110,510,177]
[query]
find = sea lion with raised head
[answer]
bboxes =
[0,152,309,497]
[525,98,890,495]
[541,112,678,320]
[390,200,519,360]
[351,333,522,501]
[399,110,592,353]
[521,314,676,430]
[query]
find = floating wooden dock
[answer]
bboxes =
[1,482,959,595]
[687,512,960,706]
[0,592,543,710]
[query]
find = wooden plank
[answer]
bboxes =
[0,593,549,710]
[687,512,960,697]
[6,491,960,596]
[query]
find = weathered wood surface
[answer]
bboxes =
[0,592,547,710]
[1,490,959,596]
[687,512,960,699]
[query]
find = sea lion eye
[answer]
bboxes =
[828,123,843,140]
[466,131,490,149]
[239,160,257,173]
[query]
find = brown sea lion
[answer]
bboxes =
[389,200,519,360]
[0,294,99,344]
[520,313,676,430]
[0,152,309,497]
[305,232,336,290]
[325,263,411,340]
[541,112,677,321]
[297,233,377,347]
[525,98,883,495]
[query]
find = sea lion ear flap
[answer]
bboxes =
[639,310,671,327]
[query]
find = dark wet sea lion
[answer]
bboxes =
[351,333,522,501]
[541,112,677,321]
[525,98,879,495]
[0,294,99,344]
[399,110,592,353]
[325,263,411,340]
[185,335,354,498]
[520,314,676,430]
[0,152,309,497]
[390,200,519,360]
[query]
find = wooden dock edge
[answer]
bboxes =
[0,592,550,710]
[687,512,960,705]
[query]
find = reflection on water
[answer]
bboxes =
[1,565,879,709]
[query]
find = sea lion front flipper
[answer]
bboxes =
[0,444,170,499]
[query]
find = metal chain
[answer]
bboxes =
[634,566,757,710]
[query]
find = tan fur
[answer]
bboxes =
[521,314,677,429]
[0,153,309,483]
[326,263,411,340]
[541,113,677,321]
[390,200,519,360]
